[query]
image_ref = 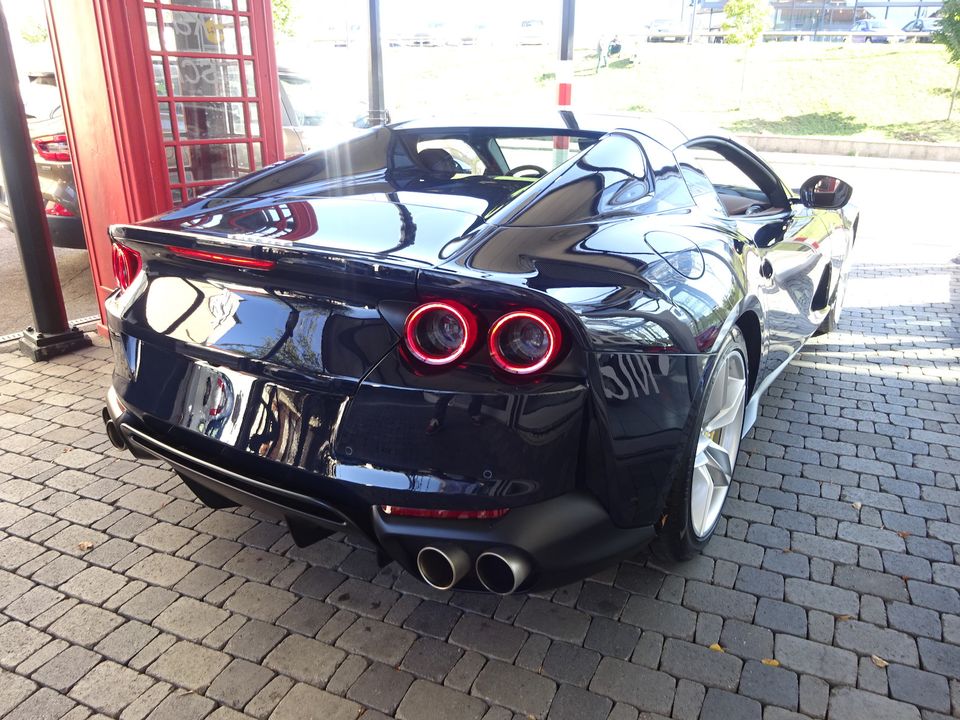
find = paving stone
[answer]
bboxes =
[774,635,857,685]
[798,670,829,719]
[834,619,919,666]
[471,659,555,719]
[4,585,63,621]
[620,595,696,640]
[576,581,629,619]
[583,616,639,660]
[144,691,215,720]
[403,599,462,640]
[699,687,762,720]
[223,581,295,622]
[547,684,612,720]
[739,659,798,711]
[827,687,920,720]
[514,632,550,672]
[917,637,960,677]
[47,604,123,648]
[540,641,600,687]
[735,566,785,599]
[30,644,100,692]
[345,662,414,715]
[886,663,951,713]
[672,678,705,720]
[0,670,37,717]
[683,580,757,622]
[69,660,155,716]
[270,682,363,720]
[444,650,486,692]
[326,577,399,620]
[515,597,590,644]
[206,658,273,709]
[3,686,76,720]
[589,657,675,715]
[263,633,345,686]
[397,679,487,720]
[336,616,415,666]
[660,638,743,691]
[147,640,230,691]
[907,579,960,613]
[719,619,773,661]
[153,596,230,643]
[449,612,527,662]
[93,620,158,663]
[401,636,463,682]
[784,578,859,616]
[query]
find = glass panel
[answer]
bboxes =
[236,0,247,11]
[170,57,241,97]
[248,103,259,137]
[166,146,180,184]
[145,9,162,51]
[160,9,239,54]
[251,142,261,170]
[152,57,167,96]
[185,184,219,199]
[181,143,250,182]
[158,103,174,140]
[171,188,183,204]
[243,60,255,96]
[239,16,251,55]
[160,0,235,9]
[175,101,246,139]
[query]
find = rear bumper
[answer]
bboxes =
[103,387,655,592]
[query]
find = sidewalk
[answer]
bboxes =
[1,260,958,719]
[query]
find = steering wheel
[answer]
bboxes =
[508,164,548,179]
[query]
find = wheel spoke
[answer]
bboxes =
[705,375,746,433]
[696,436,733,482]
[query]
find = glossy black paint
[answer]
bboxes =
[105,113,856,591]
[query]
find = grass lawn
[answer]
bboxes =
[347,41,960,142]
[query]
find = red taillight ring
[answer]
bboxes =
[112,241,142,291]
[404,301,477,366]
[488,308,561,375]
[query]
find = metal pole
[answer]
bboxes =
[687,0,698,44]
[555,0,575,166]
[814,0,827,40]
[366,0,387,126]
[0,4,88,360]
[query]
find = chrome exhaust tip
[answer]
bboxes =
[476,548,530,595]
[101,408,126,450]
[417,545,471,591]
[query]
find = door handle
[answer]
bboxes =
[760,259,774,279]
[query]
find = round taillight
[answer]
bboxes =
[404,301,477,366]
[112,242,141,291]
[488,309,562,375]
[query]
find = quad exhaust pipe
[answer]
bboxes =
[476,548,530,595]
[101,408,127,450]
[417,545,471,591]
[417,544,532,594]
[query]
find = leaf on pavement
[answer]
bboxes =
[761,658,780,667]
[870,654,889,668]
[708,643,725,653]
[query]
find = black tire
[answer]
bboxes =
[654,328,748,561]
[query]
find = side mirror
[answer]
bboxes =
[799,175,853,209]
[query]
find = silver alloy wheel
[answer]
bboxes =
[690,349,747,538]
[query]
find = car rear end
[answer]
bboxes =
[102,201,652,592]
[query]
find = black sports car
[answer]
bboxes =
[103,114,857,594]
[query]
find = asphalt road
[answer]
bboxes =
[0,152,957,337]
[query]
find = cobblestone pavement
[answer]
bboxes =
[1,262,958,720]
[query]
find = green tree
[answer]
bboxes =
[272,0,297,38]
[935,0,960,119]
[721,0,769,45]
[20,20,48,44]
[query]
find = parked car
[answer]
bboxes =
[851,19,905,43]
[0,68,362,248]
[902,17,941,42]
[102,113,857,593]
[647,19,688,42]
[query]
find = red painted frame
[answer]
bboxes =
[44,0,282,330]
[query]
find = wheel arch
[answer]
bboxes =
[735,310,761,397]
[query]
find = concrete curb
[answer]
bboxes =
[736,133,960,162]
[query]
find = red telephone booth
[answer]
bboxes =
[45,0,284,329]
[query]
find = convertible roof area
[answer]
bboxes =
[391,112,697,150]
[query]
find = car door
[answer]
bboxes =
[682,139,831,376]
